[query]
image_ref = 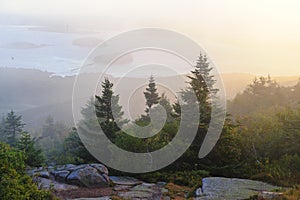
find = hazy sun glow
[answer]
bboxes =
[1,0,300,76]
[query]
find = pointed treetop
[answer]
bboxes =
[144,75,160,113]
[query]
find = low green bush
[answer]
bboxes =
[0,142,57,200]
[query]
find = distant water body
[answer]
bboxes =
[0,25,194,78]
[0,25,113,76]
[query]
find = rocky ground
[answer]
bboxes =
[28,164,284,200]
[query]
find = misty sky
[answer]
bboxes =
[1,0,300,76]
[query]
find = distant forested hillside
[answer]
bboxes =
[0,68,181,129]
[0,68,75,129]
[0,67,299,129]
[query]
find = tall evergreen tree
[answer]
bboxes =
[178,53,219,167]
[17,132,44,167]
[187,53,218,105]
[4,110,25,146]
[184,53,218,120]
[95,78,128,140]
[144,75,161,115]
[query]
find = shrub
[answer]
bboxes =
[0,142,56,200]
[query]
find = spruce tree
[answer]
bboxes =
[144,75,161,115]
[187,53,218,104]
[182,53,218,122]
[17,132,44,167]
[95,78,128,140]
[4,110,25,146]
[179,53,219,167]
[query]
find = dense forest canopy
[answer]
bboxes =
[228,75,300,117]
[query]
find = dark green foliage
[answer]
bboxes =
[114,128,148,153]
[173,53,219,169]
[95,78,128,141]
[187,53,218,102]
[22,55,300,189]
[114,120,179,153]
[59,97,108,164]
[113,76,177,154]
[112,54,241,176]
[239,107,300,186]
[143,75,161,116]
[3,110,25,146]
[61,128,96,164]
[0,111,44,167]
[200,118,245,177]
[0,142,55,200]
[17,132,44,167]
[59,81,128,164]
